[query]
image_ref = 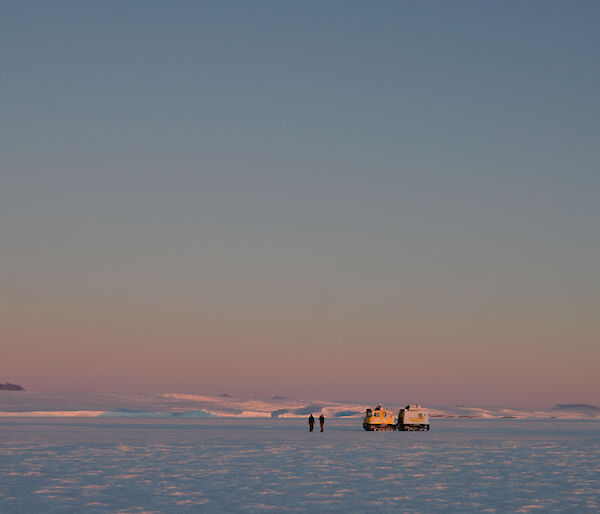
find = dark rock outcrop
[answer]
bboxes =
[0,383,25,391]
[293,405,323,415]
[553,403,599,415]
[334,410,362,418]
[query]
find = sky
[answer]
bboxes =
[1,1,599,407]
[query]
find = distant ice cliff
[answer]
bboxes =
[0,392,598,419]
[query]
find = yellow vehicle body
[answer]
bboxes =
[363,405,396,431]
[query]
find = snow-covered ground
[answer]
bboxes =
[1,391,598,419]
[1,417,598,512]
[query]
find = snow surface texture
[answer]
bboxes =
[1,418,599,512]
[1,392,599,419]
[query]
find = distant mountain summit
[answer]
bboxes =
[0,383,25,391]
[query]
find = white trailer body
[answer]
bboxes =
[398,405,430,431]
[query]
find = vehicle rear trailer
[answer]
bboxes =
[398,405,430,431]
[362,404,431,431]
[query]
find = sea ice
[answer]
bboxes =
[1,418,598,512]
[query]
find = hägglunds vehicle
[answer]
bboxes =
[362,404,431,431]
[362,404,397,431]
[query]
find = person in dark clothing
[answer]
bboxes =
[319,414,325,432]
[308,414,315,432]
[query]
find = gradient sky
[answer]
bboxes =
[2,1,599,406]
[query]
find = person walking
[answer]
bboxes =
[319,414,325,432]
[308,414,315,432]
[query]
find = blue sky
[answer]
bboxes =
[1,1,599,405]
